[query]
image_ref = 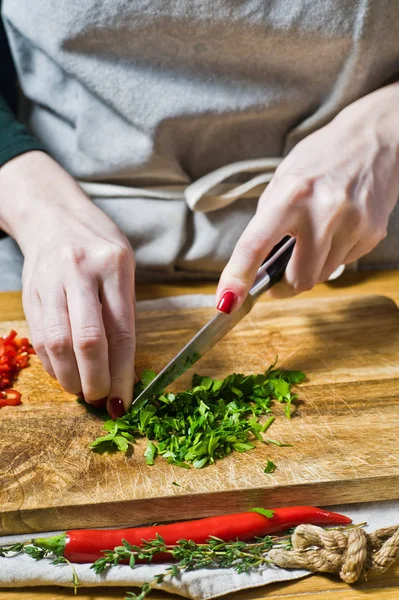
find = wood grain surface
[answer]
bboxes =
[1,275,399,600]
[1,293,399,536]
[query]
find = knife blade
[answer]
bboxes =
[130,236,295,414]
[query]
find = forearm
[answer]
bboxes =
[0,89,50,243]
[335,82,399,155]
[0,150,95,253]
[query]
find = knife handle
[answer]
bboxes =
[249,236,296,300]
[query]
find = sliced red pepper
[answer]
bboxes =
[15,356,29,369]
[2,330,17,344]
[0,388,22,407]
[0,330,35,406]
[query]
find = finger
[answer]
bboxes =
[101,261,136,419]
[41,288,82,394]
[67,281,111,403]
[216,212,291,313]
[215,174,316,312]
[343,232,386,265]
[318,235,356,283]
[268,224,333,299]
[22,288,56,378]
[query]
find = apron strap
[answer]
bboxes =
[184,157,282,212]
[79,157,283,213]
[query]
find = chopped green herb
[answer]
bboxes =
[144,441,158,466]
[261,416,275,433]
[263,460,277,473]
[141,369,157,388]
[113,435,129,453]
[266,439,293,447]
[250,507,274,518]
[172,481,181,487]
[90,363,304,468]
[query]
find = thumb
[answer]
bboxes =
[215,214,285,314]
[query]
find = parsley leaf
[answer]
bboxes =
[266,439,293,447]
[141,369,157,388]
[144,440,158,465]
[263,460,277,473]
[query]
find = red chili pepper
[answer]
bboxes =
[33,506,352,563]
[0,329,35,407]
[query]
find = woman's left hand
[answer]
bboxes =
[216,84,399,311]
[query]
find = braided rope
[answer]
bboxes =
[269,523,399,584]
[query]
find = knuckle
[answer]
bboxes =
[277,174,314,206]
[236,237,258,260]
[45,329,71,356]
[103,244,133,269]
[75,325,104,353]
[371,227,387,245]
[362,215,387,243]
[236,228,265,260]
[61,246,86,266]
[32,338,46,357]
[107,328,135,349]
[345,205,363,231]
[375,224,388,241]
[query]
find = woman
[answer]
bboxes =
[0,1,398,419]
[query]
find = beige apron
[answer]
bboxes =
[3,0,399,279]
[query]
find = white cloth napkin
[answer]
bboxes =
[1,295,398,599]
[1,501,398,599]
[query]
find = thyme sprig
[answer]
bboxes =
[0,532,292,600]
[91,533,293,600]
[0,543,80,592]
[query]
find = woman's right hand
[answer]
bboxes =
[0,151,136,418]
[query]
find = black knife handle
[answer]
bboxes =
[249,236,296,299]
[265,236,296,287]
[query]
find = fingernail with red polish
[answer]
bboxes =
[109,397,126,420]
[216,291,237,314]
[91,397,107,409]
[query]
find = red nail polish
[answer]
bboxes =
[109,397,126,420]
[216,291,237,314]
[91,397,107,409]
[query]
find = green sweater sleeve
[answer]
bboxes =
[0,91,46,167]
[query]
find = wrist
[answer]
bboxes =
[0,151,92,253]
[335,83,399,155]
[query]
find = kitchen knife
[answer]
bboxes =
[130,236,296,414]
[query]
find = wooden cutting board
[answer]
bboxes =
[1,294,399,535]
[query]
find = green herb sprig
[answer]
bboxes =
[91,533,292,599]
[0,543,80,591]
[0,531,292,600]
[90,363,305,469]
